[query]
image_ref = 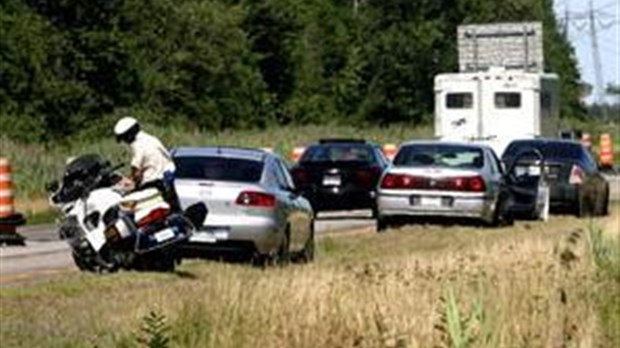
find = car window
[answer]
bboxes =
[275,159,295,190]
[174,156,264,183]
[394,145,484,169]
[446,92,473,109]
[269,158,289,189]
[495,92,521,108]
[262,159,280,188]
[301,144,376,163]
[375,146,390,166]
[581,148,598,172]
[487,150,502,174]
[503,141,583,160]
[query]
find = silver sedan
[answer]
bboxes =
[172,147,314,263]
[376,141,516,230]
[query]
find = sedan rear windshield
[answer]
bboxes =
[301,144,375,163]
[174,156,263,183]
[503,142,582,160]
[393,145,484,169]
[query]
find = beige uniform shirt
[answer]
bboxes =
[130,131,175,184]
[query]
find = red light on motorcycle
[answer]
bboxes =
[137,207,170,228]
[569,165,584,184]
[236,191,276,208]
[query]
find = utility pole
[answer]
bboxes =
[563,0,570,37]
[588,0,608,118]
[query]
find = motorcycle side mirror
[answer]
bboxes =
[46,180,60,193]
[184,202,208,228]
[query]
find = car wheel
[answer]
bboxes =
[295,223,315,264]
[312,208,320,219]
[575,188,594,218]
[273,229,291,266]
[371,205,379,219]
[598,185,610,216]
[376,216,391,233]
[139,251,175,272]
[490,195,515,227]
[603,186,610,216]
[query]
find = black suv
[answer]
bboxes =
[502,139,610,217]
[290,139,389,217]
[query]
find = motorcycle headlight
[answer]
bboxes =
[114,216,134,239]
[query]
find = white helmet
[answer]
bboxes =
[114,117,140,143]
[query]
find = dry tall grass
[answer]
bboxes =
[0,214,613,348]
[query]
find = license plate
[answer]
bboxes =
[516,165,541,176]
[190,232,216,243]
[420,196,442,207]
[153,228,176,243]
[323,175,341,186]
[190,228,229,243]
[528,166,541,176]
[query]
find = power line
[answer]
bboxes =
[588,0,607,113]
[594,0,618,12]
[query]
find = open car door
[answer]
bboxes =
[503,148,550,221]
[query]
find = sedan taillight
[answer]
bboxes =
[357,166,382,187]
[569,165,584,184]
[380,174,486,192]
[292,168,309,186]
[380,173,421,189]
[465,176,486,192]
[236,191,276,208]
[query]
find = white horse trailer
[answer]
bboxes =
[434,67,559,156]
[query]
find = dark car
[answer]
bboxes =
[290,139,389,217]
[502,139,610,217]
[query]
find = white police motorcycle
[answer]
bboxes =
[47,154,206,272]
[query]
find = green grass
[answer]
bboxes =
[0,213,610,348]
[2,123,433,210]
[24,209,60,225]
[589,215,620,347]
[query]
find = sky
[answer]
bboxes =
[554,0,619,103]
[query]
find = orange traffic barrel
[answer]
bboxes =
[581,133,592,149]
[0,158,14,218]
[599,133,614,168]
[290,147,306,162]
[382,144,398,161]
[0,158,25,245]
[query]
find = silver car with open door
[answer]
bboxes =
[172,147,314,264]
[376,141,521,231]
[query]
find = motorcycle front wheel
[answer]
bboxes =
[71,237,119,273]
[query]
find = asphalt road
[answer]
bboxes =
[0,211,376,282]
[1,174,618,283]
